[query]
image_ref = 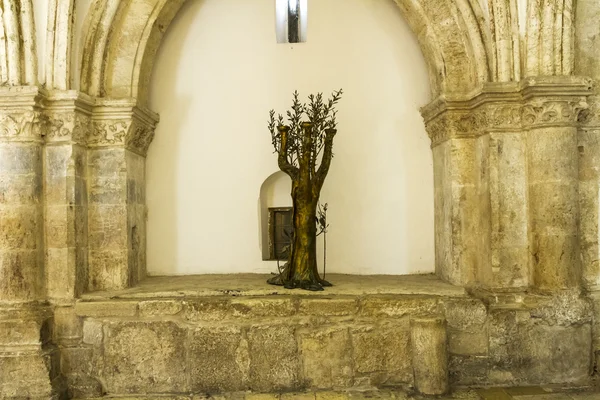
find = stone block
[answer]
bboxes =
[246,394,280,400]
[359,296,440,318]
[248,324,300,392]
[0,249,43,301]
[488,309,592,385]
[491,246,530,288]
[0,173,41,205]
[45,205,71,248]
[0,319,40,345]
[410,318,449,395]
[46,247,74,299]
[529,182,578,235]
[53,306,82,342]
[298,298,357,316]
[0,353,53,398]
[88,204,127,249]
[443,299,487,329]
[281,394,315,400]
[0,143,42,175]
[527,128,578,183]
[89,174,127,204]
[83,319,104,347]
[531,233,580,289]
[579,129,600,181]
[60,347,95,376]
[88,249,129,290]
[449,138,478,186]
[299,327,353,389]
[189,326,247,392]
[139,300,183,316]
[185,298,231,321]
[103,321,187,393]
[65,374,104,399]
[351,323,412,386]
[448,330,488,356]
[231,298,296,318]
[0,205,41,249]
[448,355,489,386]
[88,148,127,177]
[579,181,599,286]
[75,301,138,317]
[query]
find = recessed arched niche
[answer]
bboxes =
[145,0,434,277]
[259,171,293,261]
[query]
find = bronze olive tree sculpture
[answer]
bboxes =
[267,89,342,291]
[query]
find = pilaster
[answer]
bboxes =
[87,100,158,291]
[44,91,93,301]
[422,76,592,290]
[0,86,46,302]
[578,93,600,288]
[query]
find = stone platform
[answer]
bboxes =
[51,274,594,398]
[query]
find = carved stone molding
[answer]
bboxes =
[521,98,588,128]
[422,77,594,146]
[44,91,94,145]
[579,96,600,128]
[90,102,159,156]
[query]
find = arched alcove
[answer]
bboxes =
[146,0,435,276]
[259,171,293,261]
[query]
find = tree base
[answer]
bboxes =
[267,274,333,291]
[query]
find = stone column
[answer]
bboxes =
[482,96,530,288]
[410,317,448,395]
[44,91,93,300]
[0,87,58,398]
[522,77,590,290]
[0,87,46,302]
[423,102,492,287]
[87,101,158,291]
[579,94,600,288]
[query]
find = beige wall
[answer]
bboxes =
[146,0,434,276]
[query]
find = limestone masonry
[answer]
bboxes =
[2,0,600,399]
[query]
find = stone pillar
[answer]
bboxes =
[87,101,157,291]
[423,103,492,287]
[410,317,448,395]
[44,91,93,300]
[522,78,590,290]
[579,94,600,288]
[0,87,58,398]
[0,87,46,302]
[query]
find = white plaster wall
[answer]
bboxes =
[147,0,434,276]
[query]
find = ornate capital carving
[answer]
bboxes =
[521,98,588,128]
[45,111,91,144]
[90,103,158,156]
[578,96,600,128]
[0,110,47,142]
[423,78,593,147]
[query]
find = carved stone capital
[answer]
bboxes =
[44,91,94,145]
[521,97,588,128]
[578,95,600,128]
[422,77,594,146]
[90,101,159,156]
[0,87,47,143]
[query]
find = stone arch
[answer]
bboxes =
[80,0,491,104]
[0,0,37,85]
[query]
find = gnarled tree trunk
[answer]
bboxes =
[268,122,336,291]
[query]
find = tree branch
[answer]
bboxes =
[315,128,336,190]
[278,125,299,179]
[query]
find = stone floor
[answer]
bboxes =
[82,388,600,399]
